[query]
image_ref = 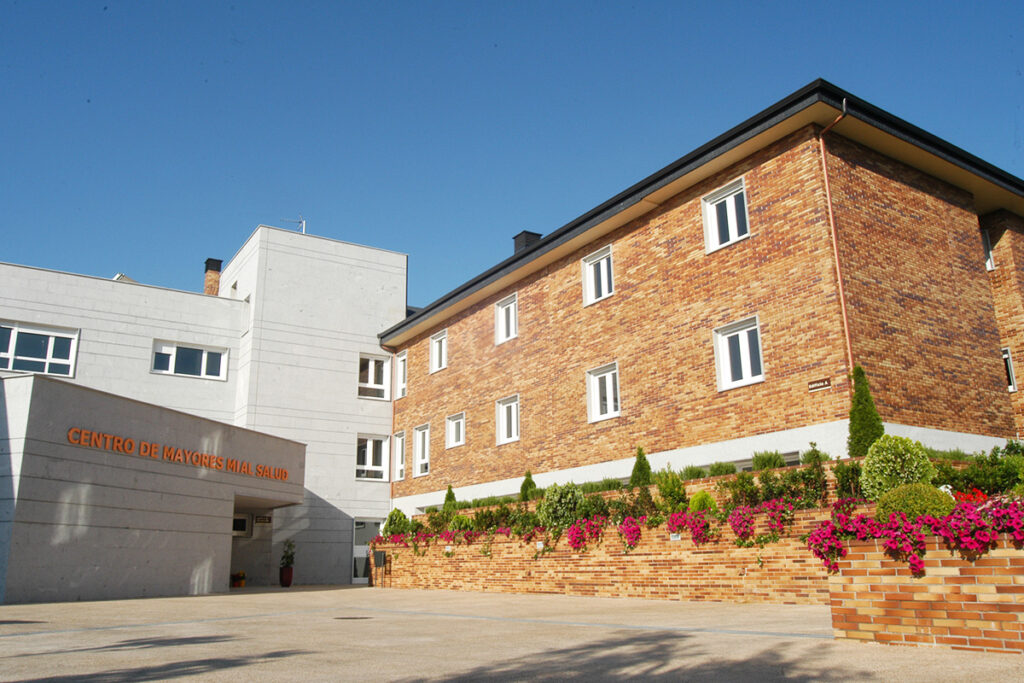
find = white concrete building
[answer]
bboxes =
[0,225,407,601]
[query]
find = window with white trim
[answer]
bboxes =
[582,246,614,306]
[983,230,996,271]
[446,412,466,448]
[393,431,405,480]
[1003,347,1017,392]
[152,341,226,380]
[587,362,621,422]
[356,435,388,481]
[495,293,518,344]
[358,355,389,399]
[496,395,520,445]
[395,351,408,398]
[703,179,750,252]
[0,322,78,377]
[714,317,764,391]
[413,424,430,476]
[429,330,448,373]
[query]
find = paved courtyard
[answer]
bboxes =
[0,586,1020,681]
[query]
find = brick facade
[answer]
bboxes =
[983,210,1024,435]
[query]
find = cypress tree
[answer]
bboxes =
[629,446,653,487]
[443,485,456,510]
[520,471,537,501]
[848,364,884,459]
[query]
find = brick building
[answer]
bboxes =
[380,79,1024,514]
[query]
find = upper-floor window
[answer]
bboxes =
[582,246,614,306]
[587,362,621,422]
[714,317,763,391]
[983,230,996,271]
[356,435,388,481]
[430,330,448,373]
[152,341,226,380]
[495,293,518,344]
[0,322,78,377]
[395,351,408,398]
[413,424,430,476]
[703,179,750,252]
[496,394,520,445]
[358,355,389,399]
[446,412,466,448]
[393,431,405,480]
[1003,347,1017,392]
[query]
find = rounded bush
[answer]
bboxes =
[860,435,936,500]
[875,483,954,522]
[681,465,707,480]
[537,482,585,531]
[688,490,719,516]
[751,451,786,471]
[708,462,737,477]
[382,508,410,535]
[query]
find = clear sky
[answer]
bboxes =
[2,1,1022,307]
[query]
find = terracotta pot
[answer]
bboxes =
[279,566,294,587]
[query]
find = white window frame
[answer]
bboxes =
[393,431,405,481]
[702,178,751,253]
[983,229,996,271]
[395,350,408,398]
[495,293,518,344]
[714,317,764,391]
[413,424,430,477]
[356,435,389,481]
[587,362,621,422]
[429,330,448,373]
[151,341,227,381]
[0,321,79,377]
[1003,347,1017,392]
[496,394,520,445]
[582,245,614,306]
[446,412,466,448]
[358,354,390,400]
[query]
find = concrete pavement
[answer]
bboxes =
[0,586,1020,681]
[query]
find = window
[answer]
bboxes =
[358,355,389,399]
[396,351,408,398]
[714,317,764,391]
[0,322,78,376]
[356,435,388,480]
[446,412,466,448]
[983,230,996,271]
[413,424,430,476]
[393,431,405,481]
[703,178,750,252]
[587,362,621,422]
[496,395,520,445]
[430,330,448,373]
[582,246,614,306]
[152,341,226,380]
[495,294,518,344]
[1003,348,1017,392]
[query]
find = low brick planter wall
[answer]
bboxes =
[372,509,830,605]
[830,535,1024,653]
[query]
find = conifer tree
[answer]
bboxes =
[520,471,537,501]
[629,446,653,488]
[848,364,884,459]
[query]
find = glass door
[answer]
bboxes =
[352,518,383,584]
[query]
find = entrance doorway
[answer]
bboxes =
[352,518,383,584]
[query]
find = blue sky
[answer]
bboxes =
[2,1,1022,306]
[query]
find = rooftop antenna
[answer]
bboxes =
[282,214,306,234]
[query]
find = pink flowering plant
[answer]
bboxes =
[617,516,645,552]
[666,510,717,546]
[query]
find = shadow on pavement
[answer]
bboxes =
[9,635,238,659]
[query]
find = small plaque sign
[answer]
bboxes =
[536,541,545,551]
[254,515,272,524]
[808,378,831,392]
[669,533,682,542]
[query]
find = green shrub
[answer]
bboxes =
[629,447,653,487]
[708,461,737,477]
[537,482,585,531]
[528,486,546,501]
[793,457,828,508]
[579,478,623,495]
[1012,482,1024,499]
[875,483,954,523]
[408,518,425,534]
[520,471,537,502]
[718,472,760,510]
[608,485,658,523]
[848,365,884,459]
[800,442,831,465]
[443,485,457,514]
[449,514,474,531]
[510,506,541,536]
[681,465,707,480]
[751,451,786,471]
[578,493,610,520]
[382,508,410,536]
[426,508,451,534]
[860,435,936,500]
[688,490,719,516]
[758,470,785,501]
[472,503,515,531]
[833,460,863,498]
[933,449,1020,495]
[922,446,973,462]
[654,466,688,513]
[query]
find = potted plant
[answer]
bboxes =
[230,571,246,588]
[279,540,295,587]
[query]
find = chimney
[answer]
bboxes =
[204,258,222,295]
[514,230,542,254]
